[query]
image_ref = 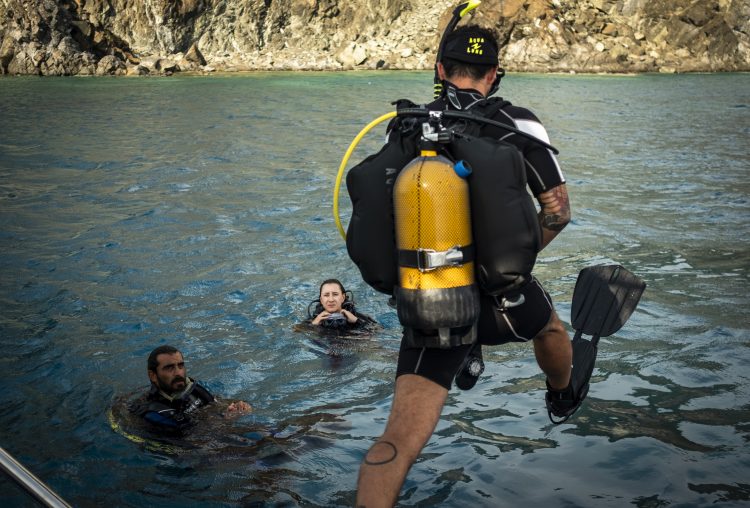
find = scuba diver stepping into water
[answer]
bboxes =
[340,5,645,505]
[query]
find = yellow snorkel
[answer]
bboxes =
[434,1,482,98]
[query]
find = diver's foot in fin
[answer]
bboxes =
[545,380,589,424]
[545,264,646,424]
[455,346,484,391]
[546,333,598,424]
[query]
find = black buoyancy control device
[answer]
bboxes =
[345,117,419,295]
[448,134,541,294]
[346,103,557,349]
[346,105,546,300]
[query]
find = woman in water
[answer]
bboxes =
[311,279,360,327]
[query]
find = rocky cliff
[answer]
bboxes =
[1,0,749,76]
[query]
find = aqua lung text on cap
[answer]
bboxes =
[442,29,499,65]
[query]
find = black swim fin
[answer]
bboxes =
[546,264,646,424]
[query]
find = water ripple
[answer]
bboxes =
[0,72,748,507]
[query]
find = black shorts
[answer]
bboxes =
[395,276,554,390]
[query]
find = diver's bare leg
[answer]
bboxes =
[533,310,572,390]
[356,374,448,507]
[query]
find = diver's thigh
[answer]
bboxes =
[478,278,554,344]
[396,342,472,389]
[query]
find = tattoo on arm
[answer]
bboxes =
[364,440,398,466]
[539,185,570,232]
[542,213,566,231]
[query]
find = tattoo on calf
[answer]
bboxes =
[364,440,398,466]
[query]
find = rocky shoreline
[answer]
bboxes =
[1,0,749,77]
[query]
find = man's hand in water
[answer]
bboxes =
[225,401,252,417]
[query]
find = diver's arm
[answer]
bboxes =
[341,309,359,324]
[510,108,568,251]
[537,183,571,251]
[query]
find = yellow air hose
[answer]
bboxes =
[333,111,397,240]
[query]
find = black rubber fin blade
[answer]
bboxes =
[571,264,646,341]
[546,264,645,425]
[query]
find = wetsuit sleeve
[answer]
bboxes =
[499,105,566,196]
[351,313,367,329]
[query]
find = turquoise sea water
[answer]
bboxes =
[1,71,749,507]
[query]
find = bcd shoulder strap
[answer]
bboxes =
[469,97,511,132]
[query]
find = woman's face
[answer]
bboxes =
[320,283,345,313]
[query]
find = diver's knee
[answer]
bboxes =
[535,310,567,340]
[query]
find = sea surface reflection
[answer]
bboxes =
[1,72,748,506]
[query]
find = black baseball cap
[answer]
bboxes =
[442,26,499,65]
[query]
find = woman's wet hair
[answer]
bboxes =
[319,278,345,297]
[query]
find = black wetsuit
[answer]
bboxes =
[131,378,215,432]
[312,302,373,332]
[318,314,369,331]
[396,82,566,389]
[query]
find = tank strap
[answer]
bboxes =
[398,244,475,272]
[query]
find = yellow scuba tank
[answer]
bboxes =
[393,143,480,348]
